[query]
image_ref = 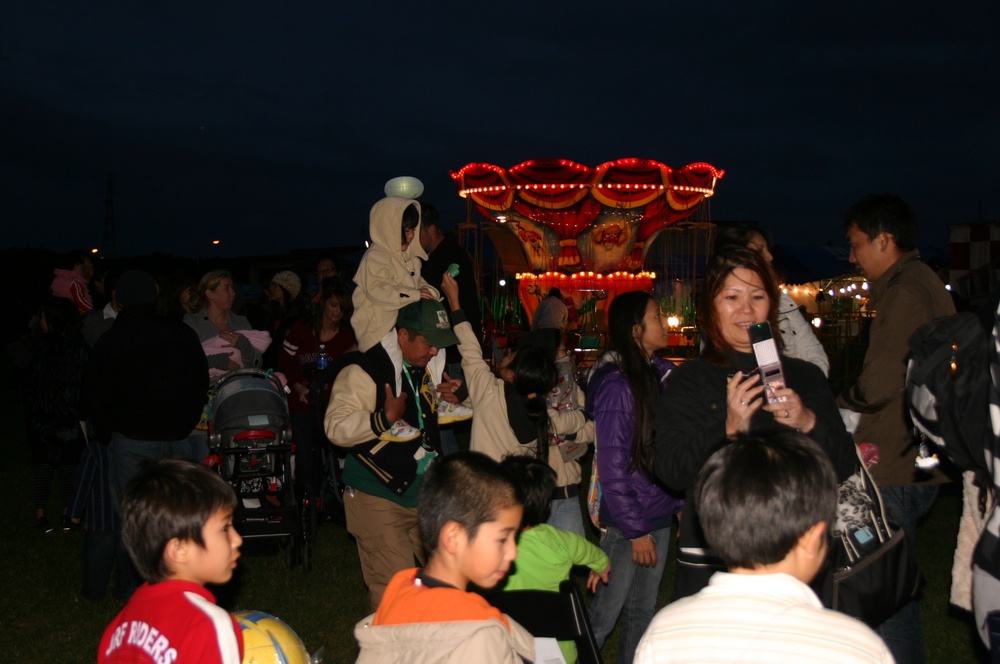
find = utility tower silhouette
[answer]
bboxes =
[102,173,118,259]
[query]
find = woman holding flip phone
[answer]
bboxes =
[652,246,856,600]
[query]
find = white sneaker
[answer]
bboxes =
[380,420,421,442]
[438,401,474,425]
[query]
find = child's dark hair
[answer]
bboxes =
[59,250,93,271]
[510,344,558,464]
[121,458,237,583]
[401,202,420,245]
[501,456,556,526]
[695,430,837,570]
[418,451,520,559]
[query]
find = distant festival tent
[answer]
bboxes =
[451,158,723,328]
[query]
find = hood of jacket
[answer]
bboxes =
[369,197,429,262]
[355,614,535,664]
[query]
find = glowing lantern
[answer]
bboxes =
[384,176,424,199]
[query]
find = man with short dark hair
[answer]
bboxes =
[531,287,568,333]
[325,298,464,610]
[81,269,209,600]
[837,193,954,663]
[80,269,121,347]
[635,431,893,663]
[418,201,479,452]
[419,202,482,348]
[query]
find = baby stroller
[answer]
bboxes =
[207,369,315,571]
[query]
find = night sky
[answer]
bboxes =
[2,2,998,258]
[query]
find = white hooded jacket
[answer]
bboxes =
[352,197,440,351]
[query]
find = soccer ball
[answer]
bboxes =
[233,610,310,664]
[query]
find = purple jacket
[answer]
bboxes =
[587,354,684,539]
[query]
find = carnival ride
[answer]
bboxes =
[451,158,723,338]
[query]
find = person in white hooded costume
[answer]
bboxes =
[352,197,440,352]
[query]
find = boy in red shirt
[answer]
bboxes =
[354,451,534,663]
[99,459,243,664]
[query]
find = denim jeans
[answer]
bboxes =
[109,433,195,503]
[79,530,133,602]
[876,483,939,664]
[183,428,209,464]
[547,495,586,538]
[588,524,672,664]
[108,432,194,599]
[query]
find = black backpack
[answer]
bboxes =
[905,312,990,475]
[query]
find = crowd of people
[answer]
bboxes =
[11,192,978,663]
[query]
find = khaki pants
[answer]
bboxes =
[345,488,424,611]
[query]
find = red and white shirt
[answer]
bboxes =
[98,580,242,664]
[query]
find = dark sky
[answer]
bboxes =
[2,2,998,258]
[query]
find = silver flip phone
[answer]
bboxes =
[749,321,787,404]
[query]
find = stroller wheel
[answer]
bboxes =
[298,486,316,573]
[301,535,312,573]
[307,488,319,539]
[285,535,299,571]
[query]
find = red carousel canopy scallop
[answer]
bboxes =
[451,158,723,274]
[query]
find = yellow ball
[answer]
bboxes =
[233,610,310,664]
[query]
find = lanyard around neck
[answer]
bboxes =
[401,362,425,430]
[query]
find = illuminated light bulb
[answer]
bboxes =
[811,317,823,328]
[828,289,834,296]
[212,240,221,246]
[839,288,846,294]
[862,282,869,290]
[856,294,862,300]
[667,316,681,328]
[499,279,507,287]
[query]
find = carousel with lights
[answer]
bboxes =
[450,158,723,349]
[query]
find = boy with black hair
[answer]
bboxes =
[500,455,609,664]
[354,451,534,664]
[635,430,893,663]
[98,459,244,664]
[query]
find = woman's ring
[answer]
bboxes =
[740,400,747,407]
[783,409,789,418]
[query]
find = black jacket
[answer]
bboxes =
[27,333,89,463]
[82,304,209,442]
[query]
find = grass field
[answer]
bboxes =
[2,356,987,663]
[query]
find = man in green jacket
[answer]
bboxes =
[837,193,955,664]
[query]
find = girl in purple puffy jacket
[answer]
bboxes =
[586,291,684,664]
